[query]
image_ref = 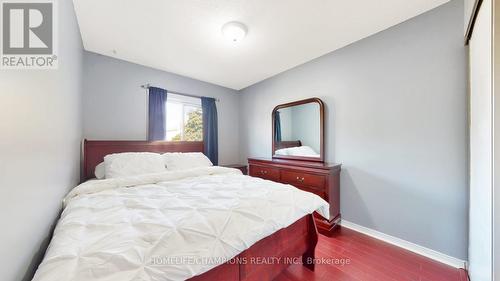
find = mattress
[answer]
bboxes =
[32,166,329,281]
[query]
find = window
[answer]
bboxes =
[165,94,203,141]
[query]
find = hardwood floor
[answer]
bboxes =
[275,226,468,281]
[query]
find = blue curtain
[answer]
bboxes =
[274,111,282,142]
[201,97,218,165]
[148,87,167,141]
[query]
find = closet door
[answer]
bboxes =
[468,0,493,280]
[494,0,500,278]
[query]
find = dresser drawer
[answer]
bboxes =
[295,185,327,200]
[248,157,342,237]
[281,170,326,189]
[249,165,280,181]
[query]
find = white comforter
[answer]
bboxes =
[32,167,329,281]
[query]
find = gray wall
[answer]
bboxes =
[239,0,467,259]
[278,103,321,153]
[278,108,293,140]
[290,103,321,153]
[0,1,84,280]
[464,0,476,33]
[83,52,241,165]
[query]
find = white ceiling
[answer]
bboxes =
[73,0,450,90]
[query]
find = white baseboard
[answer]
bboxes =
[339,220,467,269]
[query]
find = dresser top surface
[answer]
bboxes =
[248,157,341,170]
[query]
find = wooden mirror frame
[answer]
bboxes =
[272,97,325,163]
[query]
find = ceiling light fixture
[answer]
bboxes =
[221,21,247,43]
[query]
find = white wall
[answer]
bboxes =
[0,1,84,280]
[494,0,500,277]
[239,0,467,259]
[469,0,493,280]
[83,52,241,165]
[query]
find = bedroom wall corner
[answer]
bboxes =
[82,52,241,165]
[238,0,468,260]
[0,1,84,280]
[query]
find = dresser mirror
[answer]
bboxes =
[272,98,324,162]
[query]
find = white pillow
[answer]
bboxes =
[163,152,213,171]
[287,146,319,157]
[95,162,105,179]
[274,148,289,155]
[274,146,319,157]
[104,152,166,179]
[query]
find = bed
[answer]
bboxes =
[274,141,320,158]
[274,140,302,151]
[31,140,329,281]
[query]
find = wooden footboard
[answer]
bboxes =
[189,214,318,281]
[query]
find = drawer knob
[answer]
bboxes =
[296,176,305,182]
[260,170,268,175]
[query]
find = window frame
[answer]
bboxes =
[164,94,203,142]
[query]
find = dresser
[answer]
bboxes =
[248,157,341,236]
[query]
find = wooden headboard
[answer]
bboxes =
[275,140,302,150]
[82,139,204,182]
